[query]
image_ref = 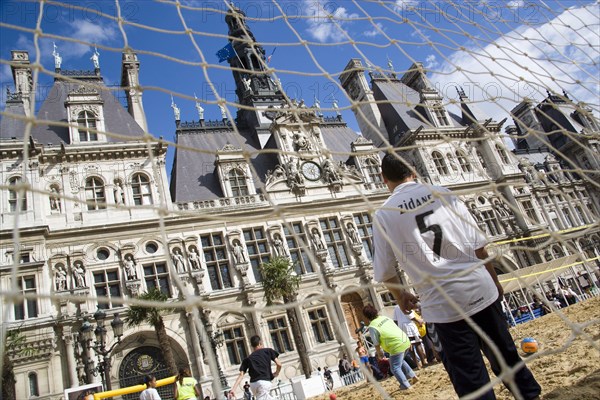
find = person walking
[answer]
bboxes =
[362,304,417,391]
[393,305,428,369]
[372,154,542,400]
[243,381,252,400]
[174,367,201,400]
[140,375,161,400]
[230,335,281,400]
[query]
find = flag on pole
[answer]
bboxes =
[216,43,235,63]
[267,47,277,64]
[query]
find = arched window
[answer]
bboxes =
[365,158,383,183]
[131,173,153,205]
[85,177,106,210]
[456,151,472,172]
[77,110,98,141]
[496,144,510,164]
[28,372,39,397]
[229,169,249,197]
[432,151,448,175]
[551,245,565,259]
[8,177,27,212]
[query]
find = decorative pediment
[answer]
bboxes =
[219,143,242,152]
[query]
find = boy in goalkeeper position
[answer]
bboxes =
[372,154,541,400]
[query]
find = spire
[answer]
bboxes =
[332,97,341,118]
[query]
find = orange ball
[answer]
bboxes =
[329,394,337,400]
[521,337,539,354]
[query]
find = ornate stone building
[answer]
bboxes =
[1,6,599,400]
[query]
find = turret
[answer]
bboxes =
[121,50,148,132]
[10,50,33,116]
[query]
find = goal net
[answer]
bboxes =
[1,1,599,399]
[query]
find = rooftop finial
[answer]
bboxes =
[219,103,228,120]
[194,93,204,120]
[332,97,341,117]
[91,45,100,69]
[52,42,62,69]
[387,56,394,71]
[171,95,180,121]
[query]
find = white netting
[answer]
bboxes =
[1,1,599,399]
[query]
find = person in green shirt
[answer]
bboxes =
[174,367,201,400]
[363,304,417,390]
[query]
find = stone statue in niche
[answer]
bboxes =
[113,182,124,205]
[188,247,201,270]
[273,233,287,257]
[346,222,361,245]
[311,228,326,251]
[172,248,187,273]
[72,261,86,288]
[232,240,247,264]
[55,265,67,291]
[50,186,61,212]
[123,254,138,280]
[322,159,341,183]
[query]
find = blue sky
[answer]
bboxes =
[1,0,598,178]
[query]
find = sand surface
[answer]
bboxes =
[309,297,600,400]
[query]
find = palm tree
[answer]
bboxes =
[260,256,312,378]
[124,288,178,375]
[2,329,36,400]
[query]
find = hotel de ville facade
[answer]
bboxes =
[1,6,599,399]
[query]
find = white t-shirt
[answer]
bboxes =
[373,181,497,323]
[140,388,161,400]
[393,306,420,337]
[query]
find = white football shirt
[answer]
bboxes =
[373,181,498,323]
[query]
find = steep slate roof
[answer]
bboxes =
[372,79,427,131]
[29,77,144,145]
[320,122,360,163]
[170,127,277,202]
[0,99,27,140]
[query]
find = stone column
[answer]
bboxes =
[62,326,79,387]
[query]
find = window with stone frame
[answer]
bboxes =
[308,307,334,343]
[496,144,510,164]
[85,177,106,210]
[319,217,350,268]
[283,222,314,275]
[8,176,27,212]
[28,372,39,397]
[481,210,502,236]
[223,325,248,365]
[14,275,38,320]
[432,151,449,175]
[520,200,539,224]
[201,233,233,290]
[94,269,122,309]
[432,103,450,126]
[77,110,98,141]
[228,168,249,197]
[562,207,575,227]
[380,291,396,307]
[143,262,171,297]
[353,212,373,261]
[131,173,153,205]
[456,150,472,172]
[574,205,587,224]
[244,227,270,282]
[364,158,383,183]
[267,316,294,353]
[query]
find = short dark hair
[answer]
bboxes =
[144,374,155,386]
[250,335,261,348]
[362,304,379,320]
[381,153,414,182]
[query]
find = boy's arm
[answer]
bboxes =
[475,247,504,298]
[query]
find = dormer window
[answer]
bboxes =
[433,103,450,126]
[229,169,249,197]
[496,144,510,164]
[131,173,153,205]
[85,177,106,210]
[365,158,383,183]
[8,176,27,212]
[77,111,98,141]
[456,151,472,172]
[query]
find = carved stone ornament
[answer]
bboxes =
[220,143,242,152]
[126,280,142,297]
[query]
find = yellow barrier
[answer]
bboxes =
[93,376,176,400]
[491,223,597,246]
[498,256,599,284]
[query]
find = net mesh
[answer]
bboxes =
[1,0,599,399]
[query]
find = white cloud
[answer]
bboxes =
[364,22,384,37]
[424,54,438,69]
[303,0,359,43]
[428,4,600,123]
[506,0,525,9]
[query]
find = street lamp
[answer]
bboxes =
[206,323,229,391]
[80,309,124,390]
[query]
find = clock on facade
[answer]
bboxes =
[301,161,322,181]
